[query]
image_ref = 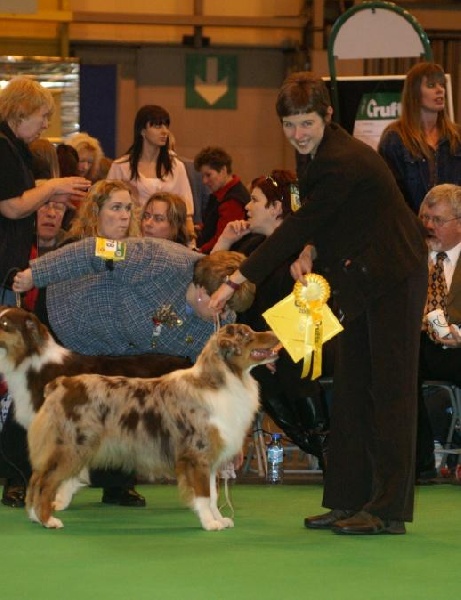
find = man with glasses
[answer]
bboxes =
[417,184,461,481]
[22,197,70,326]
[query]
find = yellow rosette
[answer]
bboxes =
[262,274,343,380]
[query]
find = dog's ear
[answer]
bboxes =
[24,315,48,350]
[217,334,242,358]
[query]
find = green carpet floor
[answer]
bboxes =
[1,482,459,600]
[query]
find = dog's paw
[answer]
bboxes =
[44,516,64,529]
[220,517,234,528]
[202,518,227,531]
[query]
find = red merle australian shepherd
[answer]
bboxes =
[26,323,279,531]
[0,306,191,507]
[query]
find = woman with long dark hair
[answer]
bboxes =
[107,105,194,237]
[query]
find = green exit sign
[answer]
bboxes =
[186,55,237,109]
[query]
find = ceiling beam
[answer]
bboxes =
[71,12,308,29]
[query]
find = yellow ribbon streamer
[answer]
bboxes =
[293,276,330,378]
[262,274,343,380]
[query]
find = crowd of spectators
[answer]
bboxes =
[1,62,461,537]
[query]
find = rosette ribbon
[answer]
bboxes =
[262,274,343,379]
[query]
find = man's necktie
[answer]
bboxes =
[423,251,448,333]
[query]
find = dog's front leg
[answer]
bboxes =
[193,496,231,531]
[177,452,234,531]
[209,470,234,529]
[191,470,234,531]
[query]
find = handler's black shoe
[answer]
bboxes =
[102,487,146,507]
[304,509,355,529]
[1,484,26,508]
[331,510,406,535]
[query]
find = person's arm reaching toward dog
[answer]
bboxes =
[13,237,200,293]
[209,244,317,311]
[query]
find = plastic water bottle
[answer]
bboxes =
[434,440,443,470]
[266,433,284,484]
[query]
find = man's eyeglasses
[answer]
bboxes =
[420,214,461,228]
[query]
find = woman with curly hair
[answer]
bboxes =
[64,179,140,241]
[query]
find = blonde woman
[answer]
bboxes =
[64,179,141,241]
[0,75,89,509]
[67,132,105,183]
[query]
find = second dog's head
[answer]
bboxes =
[0,306,50,370]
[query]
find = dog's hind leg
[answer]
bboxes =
[54,468,90,511]
[26,471,43,525]
[27,468,64,529]
[28,450,84,528]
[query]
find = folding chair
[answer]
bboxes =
[422,381,461,471]
[243,411,325,477]
[243,412,267,477]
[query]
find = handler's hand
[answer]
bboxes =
[52,176,91,196]
[45,177,91,207]
[209,283,234,312]
[13,268,34,292]
[290,244,316,283]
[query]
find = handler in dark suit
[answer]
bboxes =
[210,72,428,535]
[417,184,461,476]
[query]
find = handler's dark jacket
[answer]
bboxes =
[240,123,428,324]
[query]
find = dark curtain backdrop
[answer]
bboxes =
[79,64,117,159]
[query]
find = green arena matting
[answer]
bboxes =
[1,482,460,600]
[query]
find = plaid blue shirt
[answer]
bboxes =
[31,237,233,361]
